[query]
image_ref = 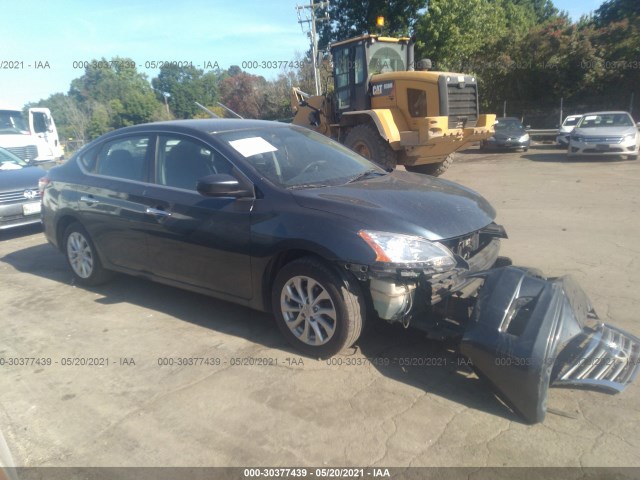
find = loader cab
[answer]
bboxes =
[330,35,412,118]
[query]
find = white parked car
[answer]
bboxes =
[567,111,639,160]
[556,114,581,147]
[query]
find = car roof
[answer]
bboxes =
[117,118,288,135]
[580,111,632,116]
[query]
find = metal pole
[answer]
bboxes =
[503,101,506,118]
[629,92,634,115]
[559,97,563,127]
[296,1,329,96]
[310,0,320,96]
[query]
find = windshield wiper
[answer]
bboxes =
[288,183,332,190]
[346,169,387,184]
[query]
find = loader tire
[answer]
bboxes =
[344,123,397,171]
[405,153,454,177]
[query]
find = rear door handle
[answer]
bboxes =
[145,207,172,217]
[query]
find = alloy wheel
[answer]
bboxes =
[280,275,337,346]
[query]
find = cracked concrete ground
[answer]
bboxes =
[0,145,639,468]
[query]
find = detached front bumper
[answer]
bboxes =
[460,267,640,423]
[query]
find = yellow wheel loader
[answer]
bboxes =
[291,35,496,176]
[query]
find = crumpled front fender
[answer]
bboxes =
[460,267,640,424]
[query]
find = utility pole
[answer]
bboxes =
[296,0,330,96]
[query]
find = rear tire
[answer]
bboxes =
[405,153,454,177]
[344,123,397,171]
[63,222,113,286]
[272,257,365,359]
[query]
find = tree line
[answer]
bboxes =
[30,0,638,147]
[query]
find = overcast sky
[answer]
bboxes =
[0,0,605,108]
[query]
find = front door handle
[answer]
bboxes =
[80,195,99,205]
[145,207,172,217]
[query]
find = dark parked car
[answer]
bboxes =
[41,119,639,423]
[480,117,530,151]
[0,147,46,230]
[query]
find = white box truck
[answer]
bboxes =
[0,107,63,162]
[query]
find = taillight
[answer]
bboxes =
[38,177,50,195]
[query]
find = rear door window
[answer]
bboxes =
[93,135,151,181]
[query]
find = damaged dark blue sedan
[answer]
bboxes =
[40,119,639,423]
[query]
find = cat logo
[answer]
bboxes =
[371,81,394,97]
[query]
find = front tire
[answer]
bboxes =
[63,222,112,286]
[272,257,365,358]
[344,123,397,171]
[405,153,454,177]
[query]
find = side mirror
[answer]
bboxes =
[197,174,252,198]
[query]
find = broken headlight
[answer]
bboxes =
[358,230,456,272]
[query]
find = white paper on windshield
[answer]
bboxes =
[229,137,277,157]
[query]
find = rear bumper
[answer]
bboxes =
[460,267,640,423]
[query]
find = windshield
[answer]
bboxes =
[0,147,28,170]
[563,116,580,127]
[216,126,385,188]
[495,118,524,130]
[577,113,634,128]
[0,110,29,135]
[368,42,406,74]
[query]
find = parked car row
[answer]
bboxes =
[480,111,640,161]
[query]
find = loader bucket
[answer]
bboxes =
[460,267,640,424]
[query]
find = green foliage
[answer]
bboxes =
[68,57,161,137]
[594,0,640,26]
[414,0,507,71]
[152,64,220,119]
[512,0,560,23]
[318,0,426,49]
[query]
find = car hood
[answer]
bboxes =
[573,126,637,137]
[291,170,496,240]
[0,165,46,192]
[494,128,526,139]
